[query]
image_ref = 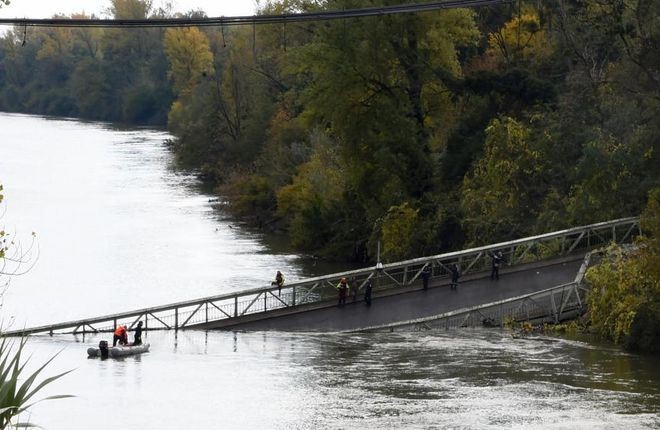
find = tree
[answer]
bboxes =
[284,1,479,258]
[163,27,213,99]
[380,203,419,262]
[486,5,554,69]
[461,117,546,244]
[276,135,345,253]
[585,188,660,352]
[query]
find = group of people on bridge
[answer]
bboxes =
[336,277,373,307]
[270,250,505,311]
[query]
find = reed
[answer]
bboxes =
[0,336,73,429]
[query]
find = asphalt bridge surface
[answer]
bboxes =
[227,258,584,332]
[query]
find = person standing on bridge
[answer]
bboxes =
[364,279,373,306]
[272,271,285,296]
[450,264,460,290]
[337,277,349,307]
[490,251,503,280]
[350,276,358,302]
[421,265,431,290]
[113,325,128,347]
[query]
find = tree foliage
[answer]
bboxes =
[461,117,546,244]
[586,189,660,353]
[0,0,658,262]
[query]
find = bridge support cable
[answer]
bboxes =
[0,0,512,29]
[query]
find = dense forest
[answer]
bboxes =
[0,0,658,264]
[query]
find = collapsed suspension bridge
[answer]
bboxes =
[3,216,640,337]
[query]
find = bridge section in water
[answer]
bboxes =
[3,217,640,336]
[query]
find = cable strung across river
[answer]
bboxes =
[0,0,511,28]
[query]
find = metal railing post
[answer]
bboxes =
[234,296,238,317]
[292,286,296,306]
[175,308,178,330]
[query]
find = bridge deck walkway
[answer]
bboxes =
[212,257,583,332]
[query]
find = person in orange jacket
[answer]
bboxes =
[113,325,128,346]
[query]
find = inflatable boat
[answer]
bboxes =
[87,342,150,358]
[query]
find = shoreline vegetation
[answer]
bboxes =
[0,1,657,351]
[508,190,660,354]
[0,1,657,264]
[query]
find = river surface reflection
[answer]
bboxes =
[2,113,659,429]
[0,113,310,327]
[24,330,660,429]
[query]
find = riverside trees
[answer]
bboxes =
[586,188,660,353]
[0,0,657,262]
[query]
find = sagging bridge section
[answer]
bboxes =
[3,217,640,336]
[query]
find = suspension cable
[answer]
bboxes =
[0,0,511,28]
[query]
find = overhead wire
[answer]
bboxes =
[0,0,512,29]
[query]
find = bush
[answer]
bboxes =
[585,188,660,352]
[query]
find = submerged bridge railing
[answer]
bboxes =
[3,217,640,336]
[351,251,598,333]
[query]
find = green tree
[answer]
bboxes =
[276,136,345,253]
[284,1,479,258]
[163,27,213,99]
[461,116,546,244]
[585,188,660,352]
[380,203,419,262]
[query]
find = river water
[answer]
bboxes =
[1,113,658,429]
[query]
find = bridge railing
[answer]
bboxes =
[356,281,589,332]
[354,249,601,333]
[3,217,639,336]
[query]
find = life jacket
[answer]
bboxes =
[114,326,127,337]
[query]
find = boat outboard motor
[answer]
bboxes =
[98,340,109,359]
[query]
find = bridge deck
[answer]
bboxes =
[209,257,583,331]
[5,216,637,337]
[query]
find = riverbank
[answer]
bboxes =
[3,1,658,265]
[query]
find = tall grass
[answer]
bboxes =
[0,336,73,429]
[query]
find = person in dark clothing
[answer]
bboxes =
[421,265,431,290]
[133,321,143,346]
[364,279,373,306]
[272,271,285,296]
[337,277,349,307]
[450,264,460,290]
[350,276,358,302]
[490,251,503,280]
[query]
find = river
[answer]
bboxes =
[1,113,658,429]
